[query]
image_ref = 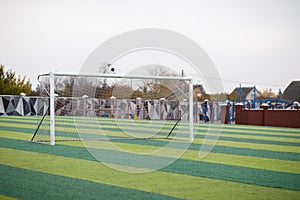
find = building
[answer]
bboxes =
[281,81,300,102]
[230,87,261,102]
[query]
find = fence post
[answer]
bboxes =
[220,103,230,124]
[209,101,214,123]
[203,99,208,123]
[235,103,243,124]
[160,98,166,120]
[227,101,231,124]
[231,102,235,122]
[261,103,269,126]
[136,97,142,119]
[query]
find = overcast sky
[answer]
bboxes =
[0,0,299,93]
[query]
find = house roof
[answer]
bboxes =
[231,87,261,101]
[281,81,300,102]
[231,87,252,100]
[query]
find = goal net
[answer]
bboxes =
[31,72,194,145]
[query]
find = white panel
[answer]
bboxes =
[16,97,24,115]
[0,97,5,113]
[6,101,15,113]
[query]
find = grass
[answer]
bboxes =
[1,116,300,199]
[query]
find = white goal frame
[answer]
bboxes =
[40,72,194,145]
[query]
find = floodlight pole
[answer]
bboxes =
[50,72,55,145]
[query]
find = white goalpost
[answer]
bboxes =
[49,72,55,145]
[31,72,194,145]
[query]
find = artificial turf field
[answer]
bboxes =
[0,116,300,199]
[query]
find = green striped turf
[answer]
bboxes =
[2,119,300,147]
[2,117,300,148]
[3,115,300,135]
[0,118,184,138]
[1,116,300,199]
[2,116,300,148]
[1,125,300,162]
[0,164,178,200]
[1,137,300,190]
[2,147,300,200]
[2,116,300,139]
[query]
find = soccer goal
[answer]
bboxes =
[31,72,194,145]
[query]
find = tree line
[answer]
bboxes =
[0,65,32,95]
[0,65,176,98]
[0,65,281,100]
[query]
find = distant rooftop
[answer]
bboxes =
[231,87,261,101]
[281,81,300,102]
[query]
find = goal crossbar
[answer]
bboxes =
[38,72,193,81]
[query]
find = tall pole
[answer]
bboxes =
[239,84,242,102]
[253,85,256,109]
